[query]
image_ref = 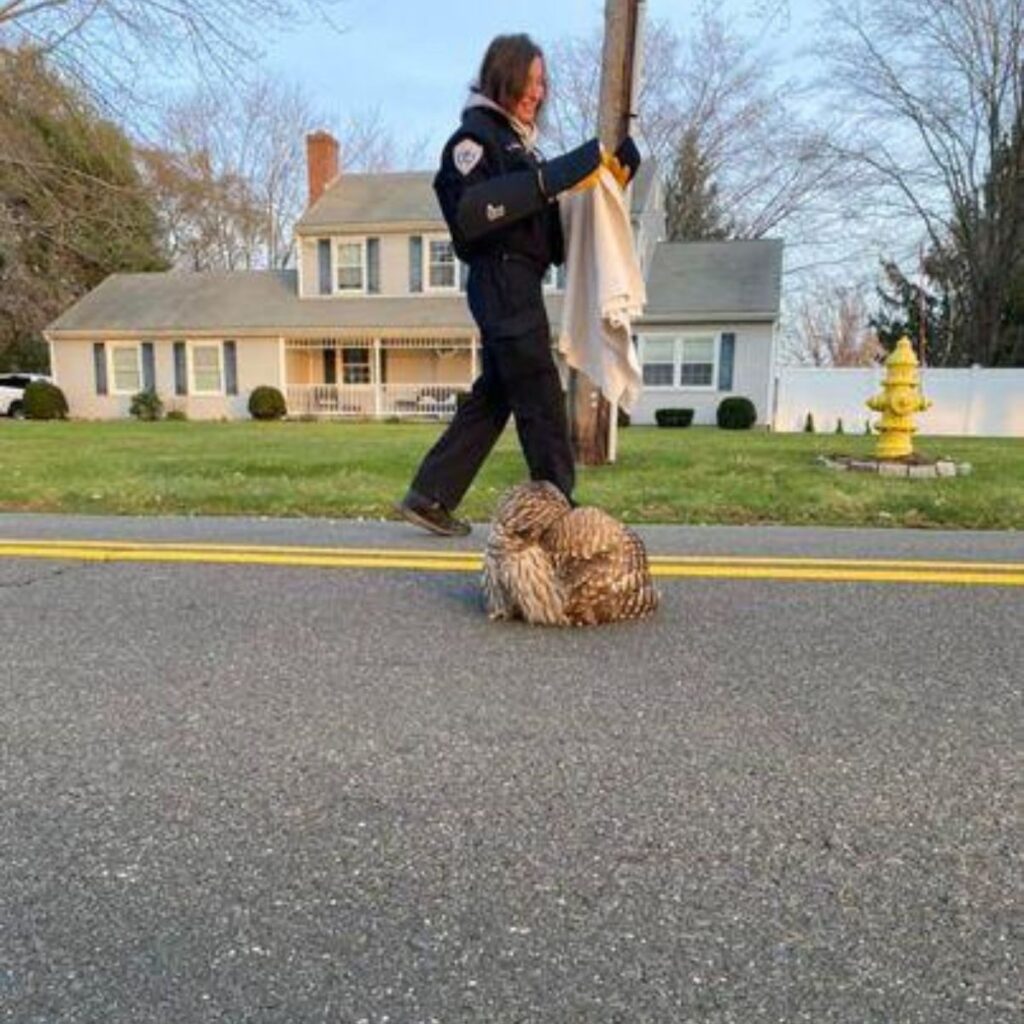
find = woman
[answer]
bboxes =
[397,33,640,537]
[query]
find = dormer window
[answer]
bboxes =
[426,235,457,291]
[335,240,365,293]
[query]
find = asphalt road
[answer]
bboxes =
[1,515,1021,1023]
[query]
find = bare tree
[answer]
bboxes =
[0,0,346,116]
[547,7,839,244]
[333,105,430,174]
[820,0,1024,365]
[785,282,885,366]
[148,76,315,269]
[144,79,425,271]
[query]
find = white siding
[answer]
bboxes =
[629,321,775,425]
[50,337,282,420]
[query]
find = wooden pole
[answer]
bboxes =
[571,0,643,465]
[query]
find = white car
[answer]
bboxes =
[0,373,51,418]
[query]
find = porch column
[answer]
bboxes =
[373,338,382,419]
[470,335,478,382]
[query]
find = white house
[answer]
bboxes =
[45,131,783,425]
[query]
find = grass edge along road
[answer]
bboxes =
[2,421,1023,530]
[2,538,1024,588]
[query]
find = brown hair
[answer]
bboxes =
[476,34,546,120]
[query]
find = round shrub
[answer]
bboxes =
[248,385,287,420]
[717,396,757,430]
[166,408,188,422]
[23,380,68,420]
[129,389,164,421]
[654,408,694,428]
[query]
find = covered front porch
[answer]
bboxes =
[284,334,480,419]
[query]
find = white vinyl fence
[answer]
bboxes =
[773,367,1024,437]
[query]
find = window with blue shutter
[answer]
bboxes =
[173,342,188,395]
[367,237,381,294]
[141,342,155,391]
[93,342,108,395]
[223,340,238,395]
[409,235,423,293]
[318,239,332,295]
[718,332,736,391]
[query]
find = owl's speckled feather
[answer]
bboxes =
[482,482,659,626]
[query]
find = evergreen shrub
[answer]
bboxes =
[130,389,163,421]
[716,397,757,430]
[23,380,68,420]
[654,408,694,428]
[248,386,287,420]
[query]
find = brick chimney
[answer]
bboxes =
[306,130,340,207]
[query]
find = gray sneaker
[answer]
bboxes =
[395,491,471,537]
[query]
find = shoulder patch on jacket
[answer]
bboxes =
[453,138,484,176]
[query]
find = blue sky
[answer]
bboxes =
[259,0,817,162]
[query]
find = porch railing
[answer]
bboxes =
[286,382,469,420]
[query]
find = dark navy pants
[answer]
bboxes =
[410,316,575,512]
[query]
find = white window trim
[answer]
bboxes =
[108,342,142,396]
[334,236,368,296]
[678,333,720,392]
[639,334,677,391]
[187,340,225,396]
[639,332,721,391]
[423,233,459,293]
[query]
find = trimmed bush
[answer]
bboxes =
[248,385,287,420]
[23,380,68,420]
[654,408,694,428]
[716,397,757,430]
[130,389,163,421]
[166,409,188,421]
[617,406,631,428]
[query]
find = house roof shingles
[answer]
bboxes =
[296,172,440,231]
[638,239,783,323]
[45,270,561,337]
[295,160,660,233]
[46,238,782,338]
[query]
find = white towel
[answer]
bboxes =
[557,166,646,413]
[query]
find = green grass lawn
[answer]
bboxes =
[1,420,1022,529]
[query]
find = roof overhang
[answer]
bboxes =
[636,311,780,326]
[294,219,444,235]
[47,326,480,341]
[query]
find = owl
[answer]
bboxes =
[482,481,659,626]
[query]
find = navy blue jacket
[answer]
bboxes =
[434,105,563,337]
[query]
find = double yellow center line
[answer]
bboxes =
[1,538,1023,587]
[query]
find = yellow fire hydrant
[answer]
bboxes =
[867,335,932,460]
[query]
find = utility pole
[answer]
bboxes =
[570,0,644,465]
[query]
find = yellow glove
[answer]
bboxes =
[602,150,630,190]
[569,148,630,194]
